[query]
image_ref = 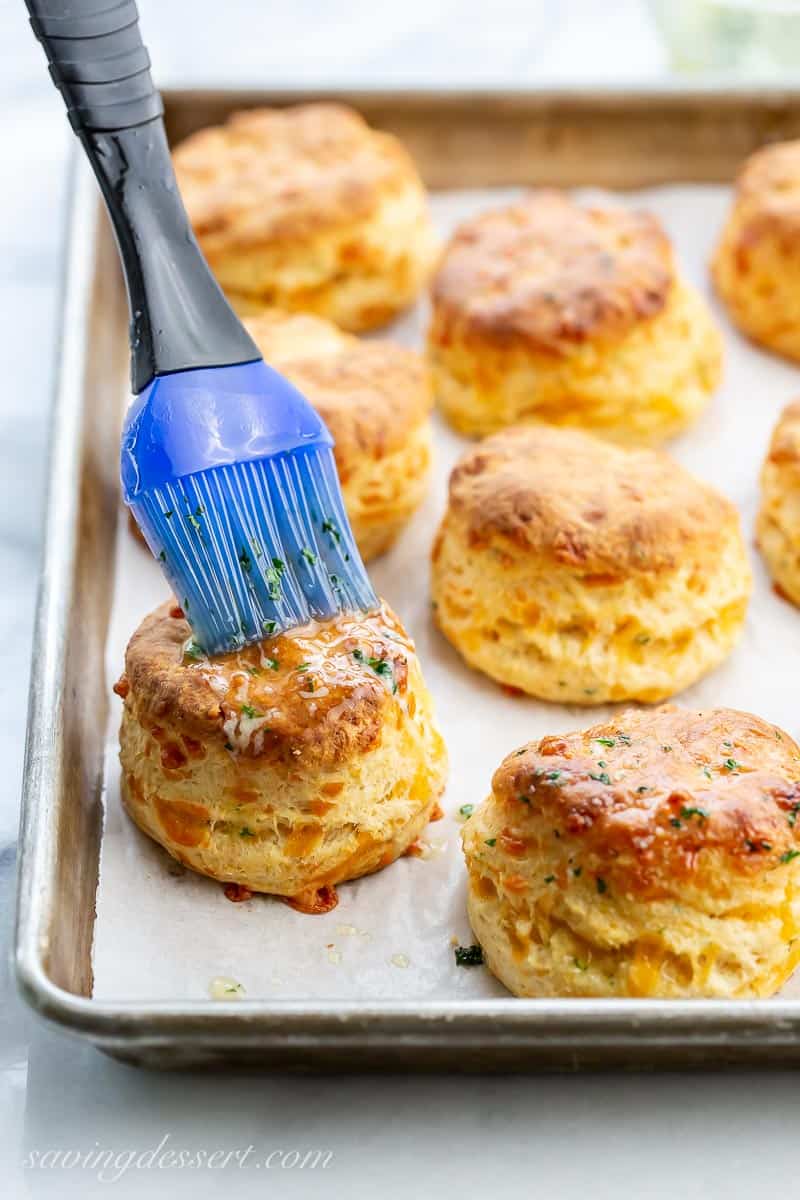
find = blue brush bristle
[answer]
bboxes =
[131,444,377,654]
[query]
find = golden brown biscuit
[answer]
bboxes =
[428,190,721,443]
[244,310,433,560]
[173,103,437,331]
[463,705,800,998]
[713,140,800,360]
[757,399,800,604]
[431,425,751,703]
[114,599,447,912]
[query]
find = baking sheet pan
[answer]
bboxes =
[16,88,800,1069]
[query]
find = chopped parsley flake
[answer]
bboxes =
[681,806,709,821]
[458,804,474,819]
[158,549,166,562]
[240,704,259,719]
[589,771,611,786]
[573,958,589,971]
[183,641,204,661]
[322,517,341,544]
[703,766,713,780]
[246,666,261,676]
[616,733,632,746]
[265,657,280,671]
[485,838,497,847]
[162,509,173,519]
[262,620,276,636]
[454,944,484,967]
[300,547,317,566]
[595,737,616,748]
[723,758,742,773]
[296,663,310,673]
[780,849,800,863]
[670,818,682,828]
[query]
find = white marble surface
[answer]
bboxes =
[2,2,800,1196]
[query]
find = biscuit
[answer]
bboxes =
[427,190,721,443]
[757,399,800,604]
[713,140,800,361]
[431,425,751,703]
[173,103,437,331]
[244,310,433,560]
[114,599,447,912]
[463,705,800,998]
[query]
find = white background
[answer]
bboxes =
[2,2,800,1197]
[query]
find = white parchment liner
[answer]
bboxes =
[93,186,800,1002]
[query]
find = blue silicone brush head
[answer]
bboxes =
[121,360,377,655]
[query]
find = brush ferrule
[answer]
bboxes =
[121,360,333,502]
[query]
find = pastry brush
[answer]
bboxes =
[27,0,376,654]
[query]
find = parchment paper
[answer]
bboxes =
[93,185,800,1002]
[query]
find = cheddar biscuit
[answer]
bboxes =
[244,310,433,560]
[173,103,437,331]
[463,705,800,998]
[115,600,447,912]
[428,190,721,442]
[757,399,800,604]
[431,425,751,704]
[713,140,800,361]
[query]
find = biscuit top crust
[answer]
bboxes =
[116,600,414,765]
[244,312,431,473]
[430,190,674,354]
[732,139,800,228]
[764,399,800,473]
[491,706,800,893]
[173,103,423,251]
[446,425,737,576]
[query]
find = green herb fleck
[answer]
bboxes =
[265,657,280,671]
[670,818,682,828]
[183,641,205,661]
[681,806,709,821]
[262,620,276,636]
[485,838,497,847]
[240,827,255,838]
[595,737,616,748]
[573,958,589,971]
[636,785,649,794]
[238,547,252,572]
[616,733,632,746]
[454,944,484,967]
[162,509,174,519]
[703,766,713,780]
[321,517,341,545]
[458,804,474,819]
[589,771,611,786]
[158,549,166,562]
[723,758,742,773]
[296,663,310,673]
[240,704,259,719]
[780,849,800,863]
[300,547,317,566]
[544,874,555,884]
